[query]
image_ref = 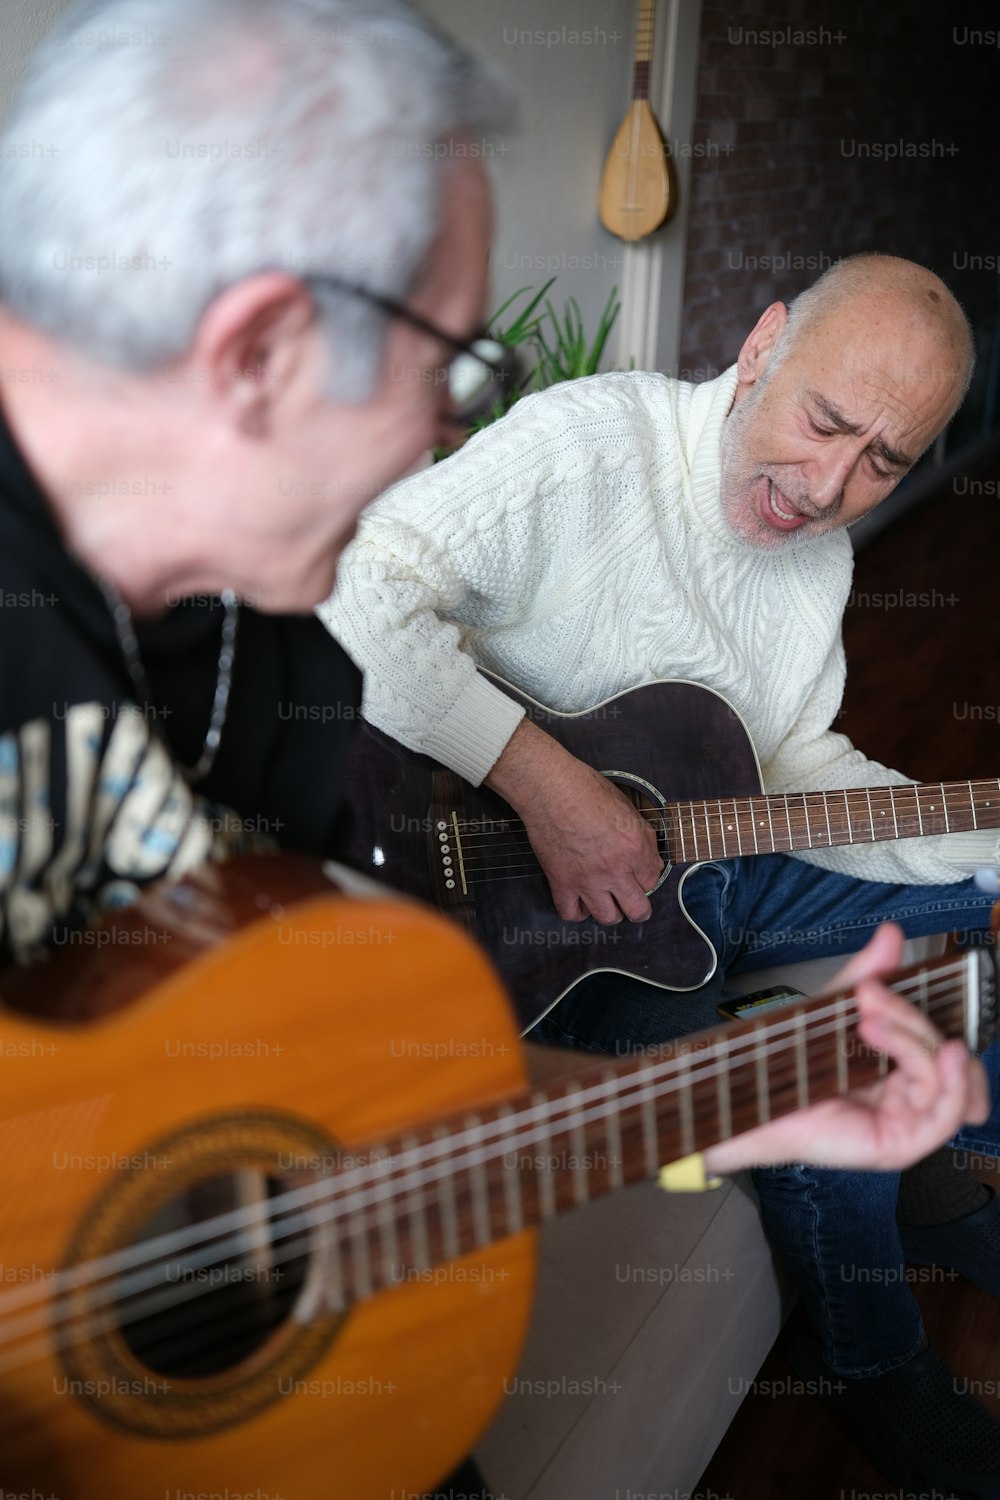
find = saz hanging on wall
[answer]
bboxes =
[598,0,676,242]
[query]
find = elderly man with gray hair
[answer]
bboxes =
[0,1,994,1497]
[326,249,1000,1495]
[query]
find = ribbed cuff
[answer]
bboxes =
[421,672,527,786]
[937,830,1000,874]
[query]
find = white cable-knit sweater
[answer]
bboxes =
[321,365,1000,885]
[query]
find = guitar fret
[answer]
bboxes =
[915,785,926,835]
[717,798,729,856]
[675,806,688,862]
[888,784,900,838]
[373,1152,400,1283]
[797,792,812,847]
[765,796,777,854]
[822,792,833,848]
[498,1105,524,1235]
[842,790,853,842]
[533,1090,557,1219]
[748,798,760,853]
[864,787,875,842]
[326,1196,346,1311]
[917,964,929,1018]
[715,1033,732,1139]
[731,797,744,855]
[466,1113,491,1245]
[642,1090,659,1174]
[403,1132,431,1272]
[755,1028,770,1124]
[604,1071,625,1190]
[349,1203,373,1302]
[570,1094,590,1206]
[835,1000,849,1094]
[703,800,713,859]
[677,1052,694,1158]
[434,1124,461,1260]
[942,784,951,833]
[783,795,793,851]
[794,1011,809,1111]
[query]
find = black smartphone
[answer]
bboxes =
[716,983,806,1021]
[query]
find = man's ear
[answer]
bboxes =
[187,273,319,436]
[735,301,788,391]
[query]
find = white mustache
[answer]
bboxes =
[768,477,841,520]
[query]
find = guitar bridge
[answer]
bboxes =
[427,771,477,923]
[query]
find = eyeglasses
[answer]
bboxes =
[307,274,526,423]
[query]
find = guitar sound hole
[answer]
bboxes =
[117,1171,310,1380]
[613,781,670,864]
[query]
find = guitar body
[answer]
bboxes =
[345,677,765,1030]
[0,857,534,1499]
[598,98,675,241]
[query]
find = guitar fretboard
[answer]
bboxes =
[308,948,993,1312]
[667,779,1000,864]
[632,0,655,99]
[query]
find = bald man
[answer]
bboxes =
[325,255,1000,1495]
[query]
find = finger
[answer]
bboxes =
[614,879,653,923]
[826,922,905,991]
[856,984,939,1108]
[578,889,624,925]
[552,889,587,922]
[636,852,665,891]
[855,979,942,1053]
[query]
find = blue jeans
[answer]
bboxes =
[528,854,1000,1376]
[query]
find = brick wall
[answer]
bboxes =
[678,2,1000,443]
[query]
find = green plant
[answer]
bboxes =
[435,276,621,456]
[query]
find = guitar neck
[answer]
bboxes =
[667,778,1000,864]
[323,946,996,1310]
[632,0,655,99]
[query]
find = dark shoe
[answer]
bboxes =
[901,1186,1000,1298]
[779,1306,1000,1498]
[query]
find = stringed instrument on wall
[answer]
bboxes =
[0,852,995,1498]
[345,673,1000,1030]
[598,0,676,240]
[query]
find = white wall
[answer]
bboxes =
[422,0,637,359]
[0,0,75,120]
[1,0,665,368]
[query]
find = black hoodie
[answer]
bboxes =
[0,395,361,963]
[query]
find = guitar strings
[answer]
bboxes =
[0,962,970,1323]
[0,970,970,1381]
[451,778,1000,840]
[451,781,1000,865]
[0,971,974,1386]
[0,964,974,1367]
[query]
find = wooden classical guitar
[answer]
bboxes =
[345,674,1000,1030]
[1,853,995,1498]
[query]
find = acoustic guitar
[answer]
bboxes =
[345,674,1000,1030]
[0,852,995,1498]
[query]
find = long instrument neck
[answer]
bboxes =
[632,0,656,99]
[324,947,995,1308]
[667,779,1000,863]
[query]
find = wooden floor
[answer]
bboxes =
[698,441,1000,1500]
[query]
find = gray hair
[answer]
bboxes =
[0,0,513,398]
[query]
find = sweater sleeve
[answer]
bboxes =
[325,521,525,784]
[317,396,590,784]
[762,635,1000,884]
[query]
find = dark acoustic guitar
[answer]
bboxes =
[0,852,995,1497]
[345,673,1000,1030]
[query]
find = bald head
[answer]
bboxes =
[722,256,975,550]
[774,254,974,425]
